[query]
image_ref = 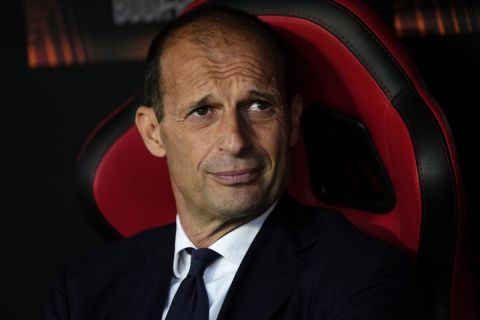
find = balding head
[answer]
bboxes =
[142,5,288,121]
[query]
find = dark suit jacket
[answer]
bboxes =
[43,194,424,319]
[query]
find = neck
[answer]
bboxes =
[178,213,260,248]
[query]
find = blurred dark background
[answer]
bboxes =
[7,0,479,319]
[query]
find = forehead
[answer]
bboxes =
[160,29,283,95]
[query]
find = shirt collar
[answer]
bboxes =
[172,200,277,278]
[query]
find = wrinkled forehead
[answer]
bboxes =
[160,31,284,96]
[168,38,276,70]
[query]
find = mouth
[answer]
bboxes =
[210,167,262,186]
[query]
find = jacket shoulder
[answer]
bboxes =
[296,205,416,280]
[62,224,175,289]
[42,224,175,319]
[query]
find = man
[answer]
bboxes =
[43,5,423,320]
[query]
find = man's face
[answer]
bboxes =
[148,32,301,224]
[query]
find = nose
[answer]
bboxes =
[217,109,250,155]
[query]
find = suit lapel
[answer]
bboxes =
[110,225,176,320]
[217,194,317,320]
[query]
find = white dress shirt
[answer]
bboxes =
[161,202,277,320]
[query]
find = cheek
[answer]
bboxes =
[161,128,188,170]
[168,129,218,172]
[255,123,289,166]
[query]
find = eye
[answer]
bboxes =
[248,101,271,112]
[190,106,212,117]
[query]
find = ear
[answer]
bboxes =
[135,106,166,157]
[289,94,303,146]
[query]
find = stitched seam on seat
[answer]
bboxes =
[390,85,426,247]
[391,86,457,309]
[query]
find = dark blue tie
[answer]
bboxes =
[165,248,220,320]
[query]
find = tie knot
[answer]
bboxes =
[186,248,220,277]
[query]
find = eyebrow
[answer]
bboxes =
[184,94,213,111]
[247,90,279,103]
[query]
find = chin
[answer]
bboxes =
[212,188,274,219]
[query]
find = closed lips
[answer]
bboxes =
[211,168,262,184]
